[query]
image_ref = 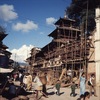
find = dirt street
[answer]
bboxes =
[42,85,100,100]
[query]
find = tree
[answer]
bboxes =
[66,0,100,32]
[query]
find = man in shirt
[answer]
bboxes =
[89,74,97,97]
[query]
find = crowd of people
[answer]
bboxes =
[70,72,98,100]
[0,69,98,100]
[0,71,49,100]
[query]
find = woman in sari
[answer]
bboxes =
[79,72,86,95]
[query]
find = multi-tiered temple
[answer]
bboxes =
[0,27,14,70]
[27,15,94,85]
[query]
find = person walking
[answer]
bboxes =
[33,73,43,100]
[89,74,97,97]
[79,72,86,95]
[70,81,76,97]
[39,72,48,96]
[84,91,90,100]
[55,80,61,96]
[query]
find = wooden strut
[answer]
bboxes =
[34,7,93,84]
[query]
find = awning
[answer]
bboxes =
[0,68,14,73]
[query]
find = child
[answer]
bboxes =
[84,91,90,100]
[70,82,76,97]
[89,74,97,96]
[55,80,61,96]
[77,94,84,100]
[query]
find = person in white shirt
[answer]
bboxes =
[89,74,97,97]
[33,73,43,99]
[23,73,28,90]
[67,68,72,77]
[34,75,43,89]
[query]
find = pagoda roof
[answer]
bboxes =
[0,44,8,49]
[0,49,11,56]
[0,33,8,41]
[48,27,81,38]
[26,57,31,61]
[31,47,41,52]
[4,50,12,55]
[9,59,14,63]
[42,41,61,52]
[35,50,45,58]
[55,17,75,25]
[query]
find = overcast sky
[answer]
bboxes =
[0,0,71,62]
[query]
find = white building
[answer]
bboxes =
[95,7,100,84]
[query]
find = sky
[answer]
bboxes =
[0,0,71,62]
